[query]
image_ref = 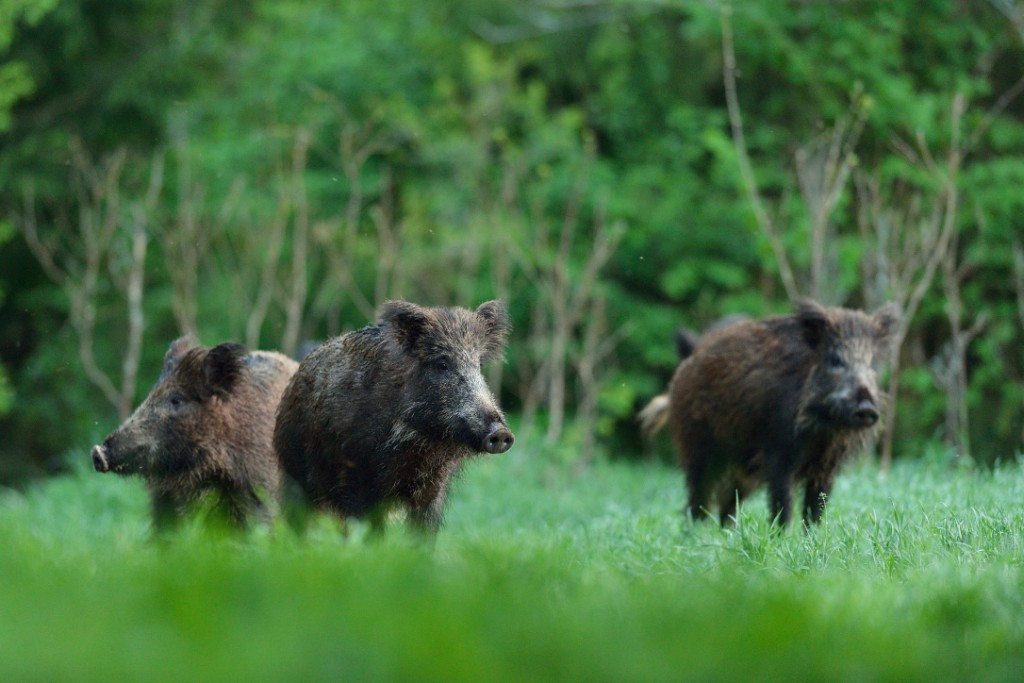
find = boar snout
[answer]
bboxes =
[483,422,515,454]
[91,444,110,473]
[852,399,879,426]
[851,386,880,426]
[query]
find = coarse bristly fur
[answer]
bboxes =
[273,299,514,535]
[640,314,751,440]
[91,337,298,530]
[641,299,899,527]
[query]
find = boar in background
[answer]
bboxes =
[640,300,899,526]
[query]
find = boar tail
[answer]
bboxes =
[638,393,671,439]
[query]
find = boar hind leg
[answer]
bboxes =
[717,474,755,526]
[279,475,317,536]
[717,490,740,526]
[683,458,718,522]
[766,463,795,527]
[680,430,726,522]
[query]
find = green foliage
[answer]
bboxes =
[0,220,12,417]
[0,0,57,130]
[0,0,57,421]
[1,0,1023,473]
[0,59,31,132]
[2,449,1024,680]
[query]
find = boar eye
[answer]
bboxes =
[432,359,451,374]
[827,351,846,369]
[168,393,185,409]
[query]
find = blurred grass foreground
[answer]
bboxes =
[1,444,1023,682]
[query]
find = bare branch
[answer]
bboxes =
[988,0,1024,38]
[119,217,149,417]
[858,93,966,468]
[795,101,867,302]
[244,193,289,349]
[966,71,1024,152]
[281,129,312,357]
[720,6,799,300]
[20,185,66,284]
[20,144,160,419]
[900,95,964,337]
[1013,240,1024,331]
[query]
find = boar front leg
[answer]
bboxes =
[408,493,446,535]
[222,486,271,528]
[149,489,183,533]
[802,470,836,526]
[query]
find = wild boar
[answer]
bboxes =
[640,299,898,526]
[90,337,298,529]
[274,299,514,534]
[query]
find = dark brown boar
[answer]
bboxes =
[90,337,298,529]
[640,300,898,526]
[273,299,514,534]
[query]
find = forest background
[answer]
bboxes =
[2,0,1023,484]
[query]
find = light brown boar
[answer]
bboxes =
[90,338,298,529]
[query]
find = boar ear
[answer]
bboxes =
[475,300,511,364]
[158,336,197,384]
[674,327,700,361]
[202,342,248,398]
[795,299,833,349]
[872,302,901,353]
[381,300,429,353]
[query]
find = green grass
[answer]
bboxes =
[1,443,1023,681]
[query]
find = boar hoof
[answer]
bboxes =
[483,425,515,454]
[91,444,110,473]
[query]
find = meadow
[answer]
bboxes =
[1,441,1023,682]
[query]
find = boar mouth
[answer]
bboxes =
[850,399,880,427]
[91,443,143,475]
[91,445,110,473]
[802,398,880,431]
